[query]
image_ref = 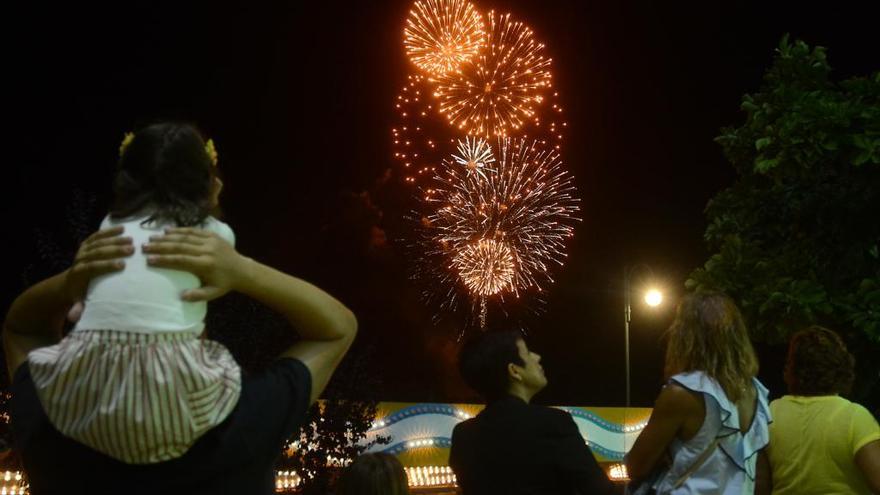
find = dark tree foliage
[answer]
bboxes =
[688,36,880,406]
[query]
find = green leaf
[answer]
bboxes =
[755,137,772,151]
[755,158,779,173]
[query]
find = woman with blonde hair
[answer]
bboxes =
[626,291,771,494]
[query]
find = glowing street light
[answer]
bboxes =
[644,289,663,307]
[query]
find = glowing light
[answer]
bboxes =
[415,138,579,327]
[405,466,457,487]
[404,0,485,76]
[608,463,630,481]
[644,289,663,307]
[432,11,552,137]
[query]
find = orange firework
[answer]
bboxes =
[453,238,516,297]
[404,0,486,77]
[432,11,552,138]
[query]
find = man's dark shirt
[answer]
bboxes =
[10,358,311,495]
[450,396,615,495]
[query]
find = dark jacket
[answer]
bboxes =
[450,396,615,495]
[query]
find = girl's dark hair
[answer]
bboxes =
[335,453,410,495]
[458,331,525,401]
[784,326,855,396]
[111,122,217,226]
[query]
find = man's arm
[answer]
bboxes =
[3,227,133,380]
[144,227,357,404]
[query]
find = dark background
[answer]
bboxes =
[4,0,877,406]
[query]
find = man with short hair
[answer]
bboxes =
[450,331,615,494]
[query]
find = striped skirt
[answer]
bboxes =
[27,329,241,464]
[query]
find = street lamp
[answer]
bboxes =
[623,265,664,410]
[620,266,664,484]
[644,289,663,307]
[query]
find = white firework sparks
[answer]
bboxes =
[451,136,496,180]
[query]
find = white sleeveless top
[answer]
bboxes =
[74,213,235,334]
[652,371,771,495]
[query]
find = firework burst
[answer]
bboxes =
[404,0,486,77]
[453,238,515,296]
[452,136,495,180]
[431,11,552,138]
[416,138,579,328]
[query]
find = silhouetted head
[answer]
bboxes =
[458,331,546,402]
[784,325,854,396]
[111,121,221,226]
[335,453,409,495]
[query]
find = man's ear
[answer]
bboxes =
[508,362,522,382]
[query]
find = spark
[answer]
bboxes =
[392,74,457,185]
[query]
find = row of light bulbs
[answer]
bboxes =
[608,463,629,481]
[406,438,436,448]
[0,471,25,495]
[372,408,472,430]
[623,422,648,433]
[405,466,457,487]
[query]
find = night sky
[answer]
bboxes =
[5,1,877,407]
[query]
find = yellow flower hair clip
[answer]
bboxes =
[205,139,218,166]
[117,132,219,166]
[118,132,135,157]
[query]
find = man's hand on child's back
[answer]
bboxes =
[65,226,134,304]
[144,227,252,302]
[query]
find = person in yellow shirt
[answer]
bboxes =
[757,326,880,494]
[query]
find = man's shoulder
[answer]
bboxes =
[526,403,574,423]
[452,416,478,437]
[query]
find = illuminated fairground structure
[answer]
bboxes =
[0,403,650,494]
[280,401,650,493]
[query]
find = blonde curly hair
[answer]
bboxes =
[664,292,758,401]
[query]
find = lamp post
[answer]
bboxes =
[623,265,663,410]
[620,265,664,483]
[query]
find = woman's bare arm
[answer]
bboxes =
[625,384,702,479]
